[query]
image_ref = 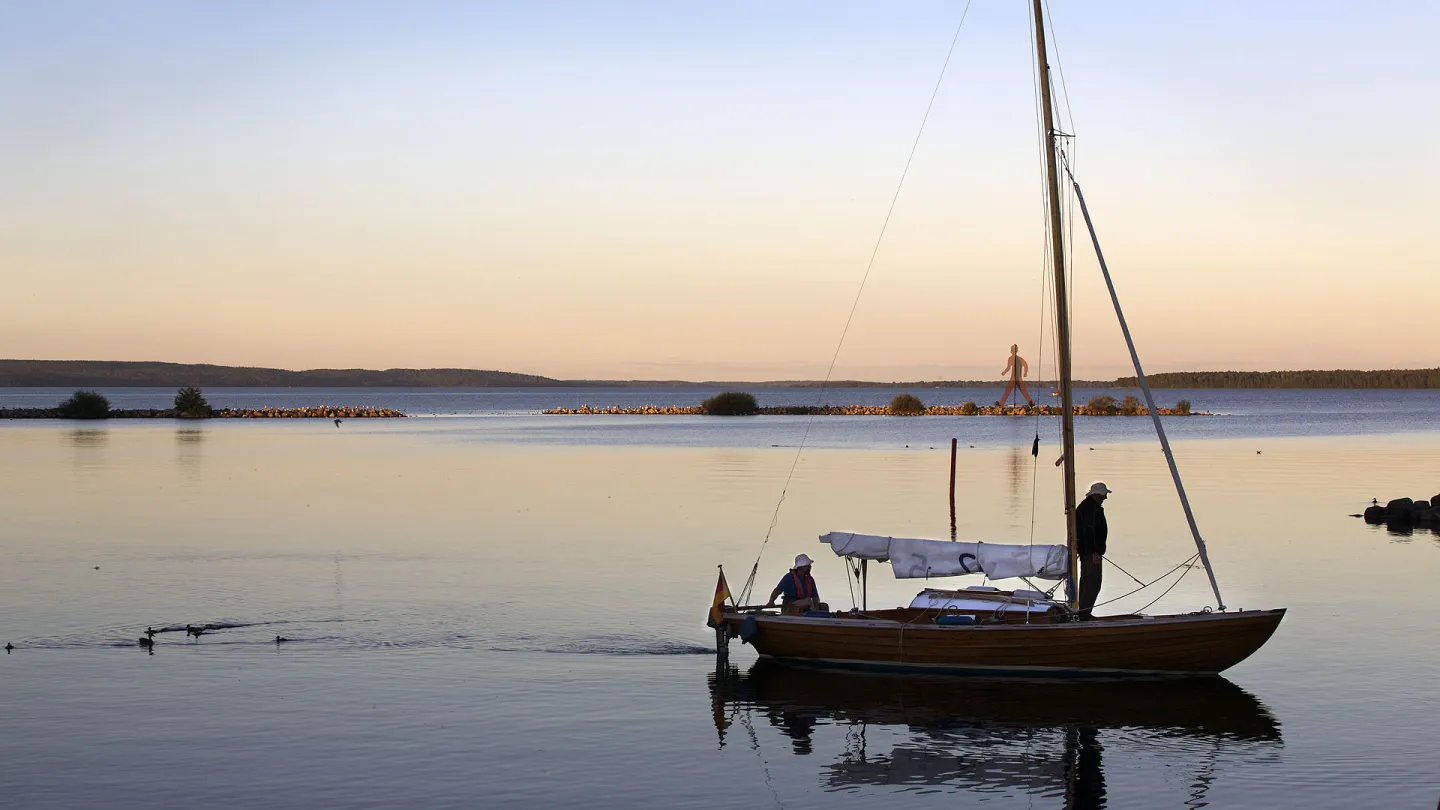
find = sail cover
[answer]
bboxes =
[820,532,1069,580]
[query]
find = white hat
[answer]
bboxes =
[1087,481,1112,496]
[793,553,814,568]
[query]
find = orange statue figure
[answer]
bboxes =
[999,344,1035,407]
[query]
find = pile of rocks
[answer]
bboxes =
[0,406,407,419]
[1364,497,1440,529]
[543,404,703,415]
[542,404,1208,417]
[212,407,405,418]
[0,407,64,418]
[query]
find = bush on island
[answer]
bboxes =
[960,401,979,415]
[1086,394,1117,415]
[174,386,213,418]
[701,391,759,416]
[1120,394,1142,416]
[1174,399,1192,415]
[888,394,925,416]
[57,390,111,420]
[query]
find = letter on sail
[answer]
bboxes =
[819,532,1069,580]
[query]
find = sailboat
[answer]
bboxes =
[708,2,1284,677]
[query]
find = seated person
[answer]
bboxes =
[764,554,829,615]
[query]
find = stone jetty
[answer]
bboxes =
[542,404,1203,416]
[0,406,406,419]
[1363,496,1440,531]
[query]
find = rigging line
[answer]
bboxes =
[1064,142,1077,356]
[1042,3,1077,397]
[1042,0,1078,143]
[1061,152,1227,610]
[844,559,857,610]
[1025,2,1049,557]
[1043,2,1080,337]
[739,1,975,604]
[1136,555,1199,614]
[737,703,787,810]
[1030,7,1064,441]
[1026,0,1062,431]
[1102,554,1149,588]
[1091,553,1198,609]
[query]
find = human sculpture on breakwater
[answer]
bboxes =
[999,344,1035,407]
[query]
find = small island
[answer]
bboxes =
[0,388,405,420]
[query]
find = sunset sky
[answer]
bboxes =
[2,1,1436,381]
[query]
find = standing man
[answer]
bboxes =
[764,554,828,615]
[1076,482,1110,620]
[999,344,1035,406]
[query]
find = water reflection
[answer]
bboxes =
[1006,444,1027,520]
[175,428,205,475]
[64,428,109,448]
[1361,516,1440,543]
[65,428,110,472]
[710,661,1281,808]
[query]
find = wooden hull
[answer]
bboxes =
[720,608,1285,676]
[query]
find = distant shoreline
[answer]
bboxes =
[1,359,1437,390]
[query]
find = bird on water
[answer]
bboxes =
[275,636,289,644]
[4,643,12,653]
[138,637,153,649]
[145,627,158,638]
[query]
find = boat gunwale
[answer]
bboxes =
[723,607,1285,634]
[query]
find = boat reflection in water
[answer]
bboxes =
[709,661,1281,808]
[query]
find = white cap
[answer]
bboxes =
[1087,481,1112,497]
[794,553,814,568]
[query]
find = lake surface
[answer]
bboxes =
[2,391,1438,808]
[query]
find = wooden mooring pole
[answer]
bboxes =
[949,438,958,540]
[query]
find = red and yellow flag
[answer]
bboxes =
[708,569,732,627]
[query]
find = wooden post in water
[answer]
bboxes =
[949,438,958,540]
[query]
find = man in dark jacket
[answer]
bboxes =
[1075,481,1111,620]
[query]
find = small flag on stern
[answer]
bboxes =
[708,568,732,627]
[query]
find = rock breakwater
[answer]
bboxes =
[1363,496,1440,532]
[542,404,1204,416]
[0,406,406,419]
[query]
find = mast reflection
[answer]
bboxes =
[709,660,1281,808]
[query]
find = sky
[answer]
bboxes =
[1,1,1436,381]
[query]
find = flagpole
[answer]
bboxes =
[713,565,731,665]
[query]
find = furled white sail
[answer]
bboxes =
[819,532,1069,580]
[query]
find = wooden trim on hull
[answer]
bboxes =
[722,608,1285,676]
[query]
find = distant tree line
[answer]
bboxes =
[0,360,564,388]
[5,360,1438,390]
[1116,369,1440,389]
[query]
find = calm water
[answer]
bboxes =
[2,395,1439,808]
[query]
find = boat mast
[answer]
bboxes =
[1031,0,1079,607]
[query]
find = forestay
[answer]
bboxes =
[820,532,1069,581]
